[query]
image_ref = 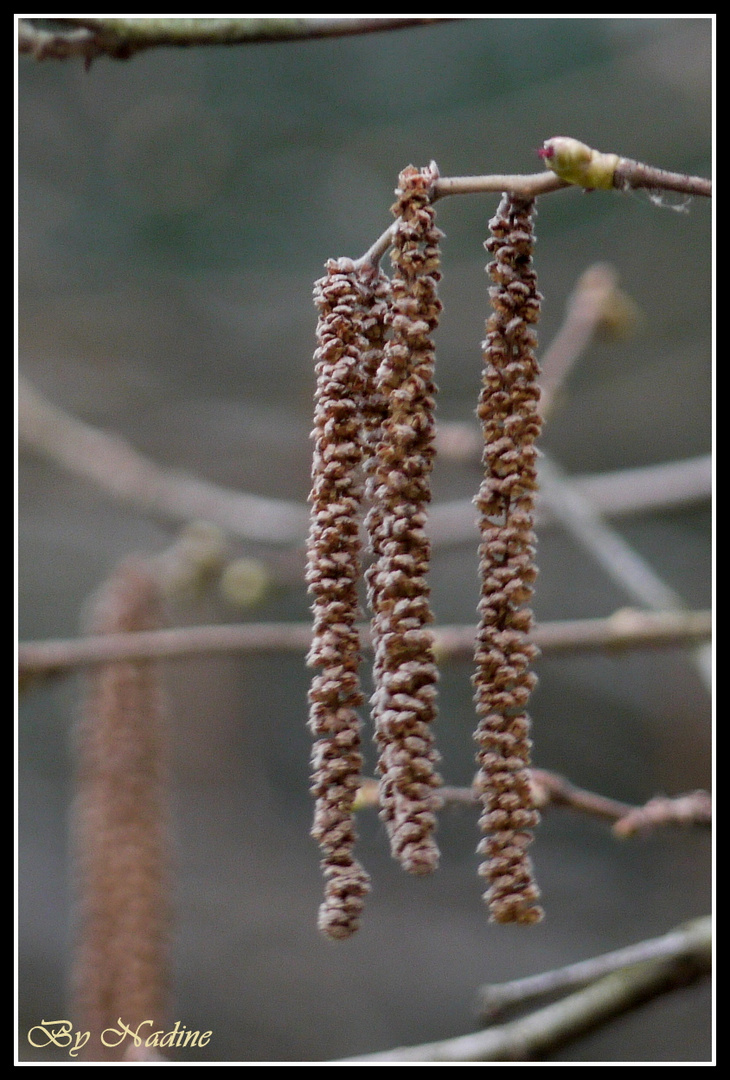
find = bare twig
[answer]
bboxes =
[538,263,641,421]
[19,18,446,62]
[18,609,711,681]
[613,158,712,199]
[355,173,568,271]
[18,19,99,63]
[557,455,711,519]
[612,791,712,837]
[354,772,632,821]
[336,917,710,1061]
[539,456,684,611]
[357,145,709,272]
[475,917,711,1020]
[529,772,712,835]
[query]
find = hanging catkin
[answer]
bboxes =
[472,193,544,924]
[70,557,172,1060]
[365,162,443,875]
[306,257,387,938]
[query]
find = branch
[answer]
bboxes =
[476,917,712,1020]
[19,18,445,62]
[611,792,713,838]
[357,146,709,272]
[537,454,712,691]
[18,376,308,545]
[538,455,684,612]
[336,917,710,1061]
[17,608,711,681]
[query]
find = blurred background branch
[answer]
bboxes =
[339,915,711,1062]
[18,608,712,680]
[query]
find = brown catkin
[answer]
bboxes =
[365,163,443,875]
[306,257,386,938]
[70,557,172,1060]
[472,193,544,924]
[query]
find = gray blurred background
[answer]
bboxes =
[18,18,712,1062]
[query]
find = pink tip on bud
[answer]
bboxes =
[537,145,553,160]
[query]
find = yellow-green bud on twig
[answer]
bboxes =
[539,137,619,190]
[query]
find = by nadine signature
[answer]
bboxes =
[27,1017,212,1057]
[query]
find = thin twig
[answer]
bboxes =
[530,772,712,835]
[355,174,569,272]
[539,456,684,611]
[18,609,711,680]
[428,454,711,543]
[357,149,709,271]
[354,772,632,821]
[612,791,712,837]
[476,917,712,1020]
[538,263,640,421]
[336,916,711,1061]
[613,157,711,198]
[433,172,570,200]
[18,19,98,62]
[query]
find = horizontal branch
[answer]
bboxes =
[433,171,570,200]
[19,18,445,62]
[429,454,711,544]
[337,916,711,1061]
[355,172,569,268]
[18,608,711,680]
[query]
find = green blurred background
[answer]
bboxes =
[18,18,712,1062]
